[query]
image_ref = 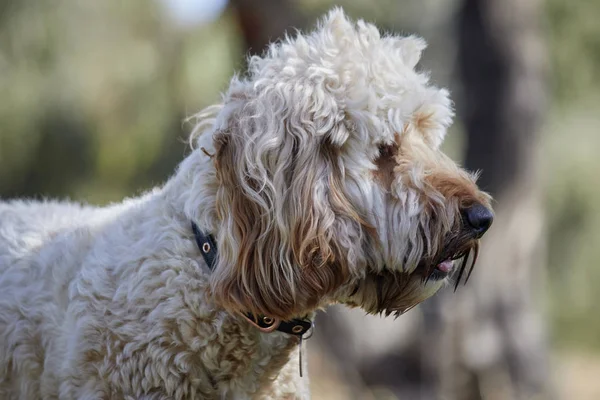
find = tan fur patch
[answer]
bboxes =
[413,110,436,133]
[373,143,399,190]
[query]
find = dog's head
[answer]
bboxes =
[193,8,492,320]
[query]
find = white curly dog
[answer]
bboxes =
[0,8,493,400]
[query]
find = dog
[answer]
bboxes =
[0,8,493,400]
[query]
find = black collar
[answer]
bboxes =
[191,222,312,337]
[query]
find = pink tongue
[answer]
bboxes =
[437,260,454,273]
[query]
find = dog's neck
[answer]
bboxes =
[190,221,313,339]
[85,158,309,397]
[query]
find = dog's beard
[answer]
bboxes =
[341,270,435,317]
[422,231,481,291]
[340,232,480,317]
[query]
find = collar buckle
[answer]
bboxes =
[239,312,282,333]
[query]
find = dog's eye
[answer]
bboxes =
[377,144,397,159]
[374,143,399,189]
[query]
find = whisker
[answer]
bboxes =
[465,241,480,285]
[454,252,469,292]
[423,270,432,285]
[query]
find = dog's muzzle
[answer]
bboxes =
[423,203,493,286]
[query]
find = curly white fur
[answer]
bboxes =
[0,8,491,399]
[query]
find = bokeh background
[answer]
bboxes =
[1,0,599,399]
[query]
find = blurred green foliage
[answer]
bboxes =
[547,0,600,102]
[1,0,600,352]
[0,0,241,202]
[545,0,600,349]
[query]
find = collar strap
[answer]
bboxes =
[191,222,312,337]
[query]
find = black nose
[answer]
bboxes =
[464,204,493,237]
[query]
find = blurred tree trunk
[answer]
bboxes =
[312,0,551,399]
[228,0,305,56]
[440,0,550,398]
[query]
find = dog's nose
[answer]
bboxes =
[464,204,493,237]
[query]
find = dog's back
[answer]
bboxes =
[0,200,101,398]
[0,200,94,262]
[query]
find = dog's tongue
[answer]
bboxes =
[436,259,454,273]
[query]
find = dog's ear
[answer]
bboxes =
[208,81,365,320]
[406,88,454,149]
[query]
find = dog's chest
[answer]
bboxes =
[70,282,302,399]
